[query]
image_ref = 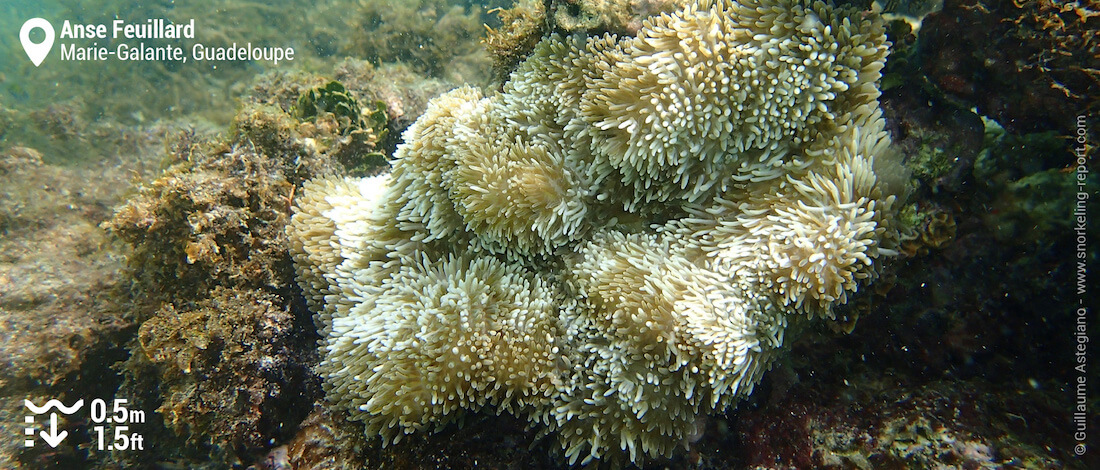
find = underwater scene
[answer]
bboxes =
[0,0,1097,468]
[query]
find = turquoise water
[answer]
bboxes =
[0,0,502,162]
[2,1,341,127]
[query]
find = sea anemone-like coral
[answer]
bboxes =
[386,86,483,245]
[288,0,901,465]
[447,132,590,255]
[582,0,889,206]
[546,229,788,463]
[674,112,899,313]
[291,175,568,437]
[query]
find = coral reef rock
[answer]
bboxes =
[105,65,421,466]
[288,0,903,465]
[0,146,141,468]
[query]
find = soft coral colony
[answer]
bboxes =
[287,0,903,465]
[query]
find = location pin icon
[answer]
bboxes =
[20,18,55,67]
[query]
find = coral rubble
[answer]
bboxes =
[289,0,905,465]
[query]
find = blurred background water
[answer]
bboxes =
[0,0,505,162]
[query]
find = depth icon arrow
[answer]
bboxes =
[40,413,67,448]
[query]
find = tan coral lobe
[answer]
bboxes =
[288,0,900,465]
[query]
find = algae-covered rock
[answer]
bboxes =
[121,288,317,463]
[484,0,548,83]
[293,81,366,134]
[734,377,1067,469]
[293,80,390,174]
[104,73,394,304]
[0,144,153,468]
[100,61,454,468]
[919,0,1098,137]
[104,130,309,303]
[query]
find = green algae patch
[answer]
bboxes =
[294,81,363,135]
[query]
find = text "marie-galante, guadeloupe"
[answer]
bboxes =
[58,19,294,66]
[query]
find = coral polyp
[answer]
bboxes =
[288,0,903,465]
